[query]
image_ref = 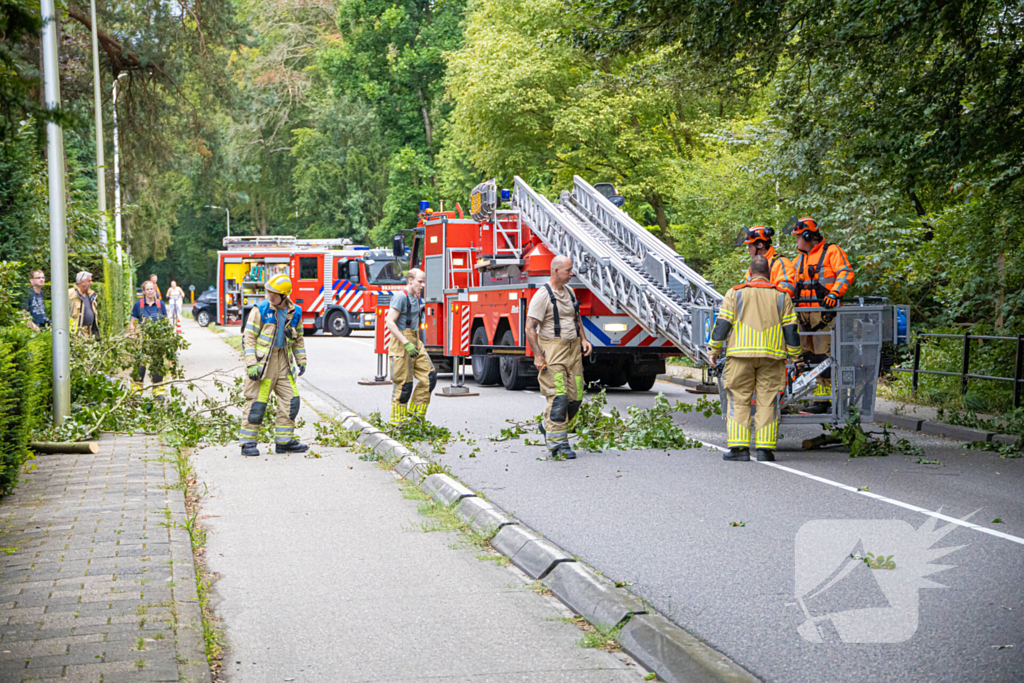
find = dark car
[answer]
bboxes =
[192,289,218,327]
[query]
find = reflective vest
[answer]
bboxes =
[244,299,305,370]
[709,279,800,359]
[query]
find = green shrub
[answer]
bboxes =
[0,327,51,496]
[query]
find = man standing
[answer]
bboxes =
[69,271,99,338]
[22,270,50,331]
[739,226,796,296]
[149,274,162,301]
[525,255,593,461]
[166,280,185,328]
[791,217,855,414]
[385,268,435,425]
[238,273,309,457]
[708,256,802,462]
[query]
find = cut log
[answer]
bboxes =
[802,434,842,451]
[29,441,100,455]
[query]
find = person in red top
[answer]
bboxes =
[739,225,796,297]
[790,217,856,413]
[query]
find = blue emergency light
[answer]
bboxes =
[419,200,430,211]
[501,188,511,202]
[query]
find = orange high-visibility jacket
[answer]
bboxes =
[745,246,796,297]
[793,240,855,306]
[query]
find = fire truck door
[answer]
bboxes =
[292,254,324,323]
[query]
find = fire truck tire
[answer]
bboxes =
[326,310,351,337]
[498,330,530,391]
[195,310,211,327]
[628,374,658,392]
[471,327,500,386]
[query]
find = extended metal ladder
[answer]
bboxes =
[507,176,724,363]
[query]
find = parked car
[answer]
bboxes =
[192,289,218,327]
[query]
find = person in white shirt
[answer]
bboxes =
[166,280,185,327]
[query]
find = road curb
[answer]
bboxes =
[875,411,1020,449]
[302,386,760,683]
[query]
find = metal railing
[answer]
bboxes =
[892,332,1024,408]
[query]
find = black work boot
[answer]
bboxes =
[241,442,260,457]
[275,439,309,454]
[757,449,775,462]
[804,401,831,415]
[723,448,750,462]
[560,443,577,460]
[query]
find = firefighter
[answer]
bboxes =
[385,268,436,424]
[238,273,309,457]
[739,225,796,296]
[525,255,593,460]
[708,256,802,462]
[790,216,855,414]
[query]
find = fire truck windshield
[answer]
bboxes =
[365,258,406,285]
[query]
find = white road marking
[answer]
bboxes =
[701,440,1024,546]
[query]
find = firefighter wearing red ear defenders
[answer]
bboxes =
[738,225,796,297]
[790,217,855,414]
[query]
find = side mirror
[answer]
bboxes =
[393,233,405,258]
[348,261,360,284]
[609,195,626,208]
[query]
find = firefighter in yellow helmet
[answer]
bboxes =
[384,268,436,424]
[708,255,802,462]
[238,273,309,456]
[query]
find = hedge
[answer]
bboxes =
[0,327,51,496]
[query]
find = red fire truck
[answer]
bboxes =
[404,190,679,391]
[215,236,408,335]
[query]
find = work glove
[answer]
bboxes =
[823,293,840,308]
[247,365,262,380]
[298,364,306,376]
[404,341,419,358]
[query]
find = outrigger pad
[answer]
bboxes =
[428,370,437,393]
[248,401,267,425]
[398,382,413,404]
[289,396,300,420]
[550,395,569,423]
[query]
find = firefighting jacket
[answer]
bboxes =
[793,241,855,306]
[709,278,802,360]
[243,299,306,371]
[744,246,796,297]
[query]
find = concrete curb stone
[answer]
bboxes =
[509,538,574,580]
[619,613,759,683]
[455,497,516,535]
[167,489,212,683]
[991,433,1021,447]
[491,524,541,559]
[542,562,647,630]
[919,421,991,442]
[395,455,429,479]
[875,413,923,432]
[421,474,476,505]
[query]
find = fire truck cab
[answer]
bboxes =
[216,236,408,335]
[406,202,678,391]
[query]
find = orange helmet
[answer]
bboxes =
[734,225,775,247]
[790,216,819,238]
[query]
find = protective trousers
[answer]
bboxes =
[537,337,585,453]
[798,311,833,402]
[390,329,436,424]
[724,356,786,450]
[238,347,300,446]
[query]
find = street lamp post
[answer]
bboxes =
[112,72,127,265]
[89,0,107,247]
[40,0,71,424]
[204,205,231,237]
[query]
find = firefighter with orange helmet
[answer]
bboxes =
[790,216,855,414]
[737,225,796,296]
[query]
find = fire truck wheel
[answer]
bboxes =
[499,330,530,391]
[471,327,500,386]
[326,310,351,337]
[628,374,657,392]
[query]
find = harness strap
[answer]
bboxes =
[543,284,580,339]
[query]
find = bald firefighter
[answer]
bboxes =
[525,255,593,460]
[791,216,855,414]
[238,273,309,456]
[739,225,796,296]
[386,268,436,424]
[709,256,802,462]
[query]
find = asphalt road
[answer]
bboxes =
[300,331,1024,683]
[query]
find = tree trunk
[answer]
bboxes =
[31,441,100,455]
[646,191,673,247]
[996,251,1006,329]
[417,88,433,149]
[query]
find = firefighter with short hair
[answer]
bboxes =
[739,225,796,297]
[386,268,436,424]
[525,255,593,460]
[238,273,309,456]
[791,217,855,414]
[709,256,802,462]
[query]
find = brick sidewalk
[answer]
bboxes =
[0,434,209,682]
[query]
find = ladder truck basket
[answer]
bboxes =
[375,304,391,355]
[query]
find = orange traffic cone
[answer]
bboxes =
[176,316,182,335]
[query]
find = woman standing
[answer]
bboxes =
[130,281,169,398]
[166,280,185,328]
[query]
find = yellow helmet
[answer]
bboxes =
[266,273,292,297]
